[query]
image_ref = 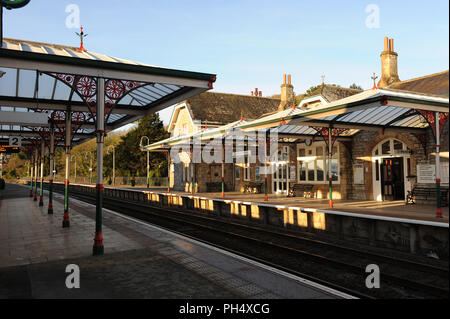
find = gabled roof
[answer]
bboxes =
[305,84,363,103]
[387,70,449,97]
[185,92,280,125]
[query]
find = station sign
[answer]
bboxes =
[0,145,20,153]
[9,136,22,147]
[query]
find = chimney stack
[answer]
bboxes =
[259,91,262,97]
[279,73,294,112]
[378,37,400,88]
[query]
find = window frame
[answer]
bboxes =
[296,142,340,184]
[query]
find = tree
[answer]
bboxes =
[349,83,363,90]
[108,113,169,177]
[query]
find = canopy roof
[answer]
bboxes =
[145,88,449,152]
[0,38,216,147]
[236,88,449,134]
[146,119,248,151]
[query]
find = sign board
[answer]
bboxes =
[290,166,296,181]
[417,164,435,184]
[9,136,22,147]
[0,145,20,153]
[353,164,364,185]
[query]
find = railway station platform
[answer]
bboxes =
[143,190,449,223]
[0,183,351,299]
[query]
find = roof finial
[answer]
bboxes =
[371,72,379,90]
[76,25,88,52]
[240,109,244,121]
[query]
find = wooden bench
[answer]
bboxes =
[206,182,223,192]
[288,184,314,198]
[406,187,449,206]
[244,182,263,194]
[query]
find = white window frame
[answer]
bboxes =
[243,157,251,181]
[297,142,340,184]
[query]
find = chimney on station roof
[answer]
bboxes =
[279,73,294,112]
[377,37,400,88]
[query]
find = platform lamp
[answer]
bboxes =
[107,145,115,186]
[84,151,93,184]
[139,136,150,188]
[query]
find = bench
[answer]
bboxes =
[206,182,224,193]
[406,187,449,206]
[288,184,314,198]
[243,182,263,194]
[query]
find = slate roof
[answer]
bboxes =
[306,84,363,103]
[185,92,281,125]
[387,70,449,97]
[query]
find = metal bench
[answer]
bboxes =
[288,184,314,198]
[406,187,449,206]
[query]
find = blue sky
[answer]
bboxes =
[3,0,449,125]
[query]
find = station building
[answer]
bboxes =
[147,38,449,205]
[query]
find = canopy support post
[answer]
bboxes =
[63,109,71,228]
[48,125,55,214]
[93,77,105,256]
[29,154,34,197]
[328,126,333,208]
[435,112,442,218]
[39,139,44,206]
[33,147,38,201]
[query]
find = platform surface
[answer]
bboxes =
[143,190,449,223]
[0,183,349,299]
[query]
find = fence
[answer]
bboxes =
[32,176,169,187]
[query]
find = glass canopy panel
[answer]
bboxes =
[18,69,38,98]
[53,80,72,101]
[0,67,17,96]
[37,73,56,100]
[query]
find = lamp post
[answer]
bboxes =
[140,136,150,188]
[107,145,115,186]
[70,154,77,183]
[85,151,93,184]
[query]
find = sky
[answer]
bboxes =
[3,0,449,126]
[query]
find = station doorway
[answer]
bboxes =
[372,139,412,201]
[272,146,289,194]
[380,157,405,201]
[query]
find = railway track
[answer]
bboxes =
[51,185,449,299]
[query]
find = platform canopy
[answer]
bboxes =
[0,38,216,147]
[235,88,449,134]
[145,119,248,152]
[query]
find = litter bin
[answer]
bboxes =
[0,178,5,190]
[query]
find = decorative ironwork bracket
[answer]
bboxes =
[44,72,147,123]
[311,126,349,149]
[417,110,448,138]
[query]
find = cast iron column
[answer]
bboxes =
[34,147,38,201]
[93,77,105,256]
[39,139,45,206]
[328,127,333,208]
[48,125,55,214]
[222,138,225,197]
[29,155,34,197]
[435,112,442,218]
[63,109,72,228]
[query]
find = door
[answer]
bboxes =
[272,162,288,194]
[381,157,404,201]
